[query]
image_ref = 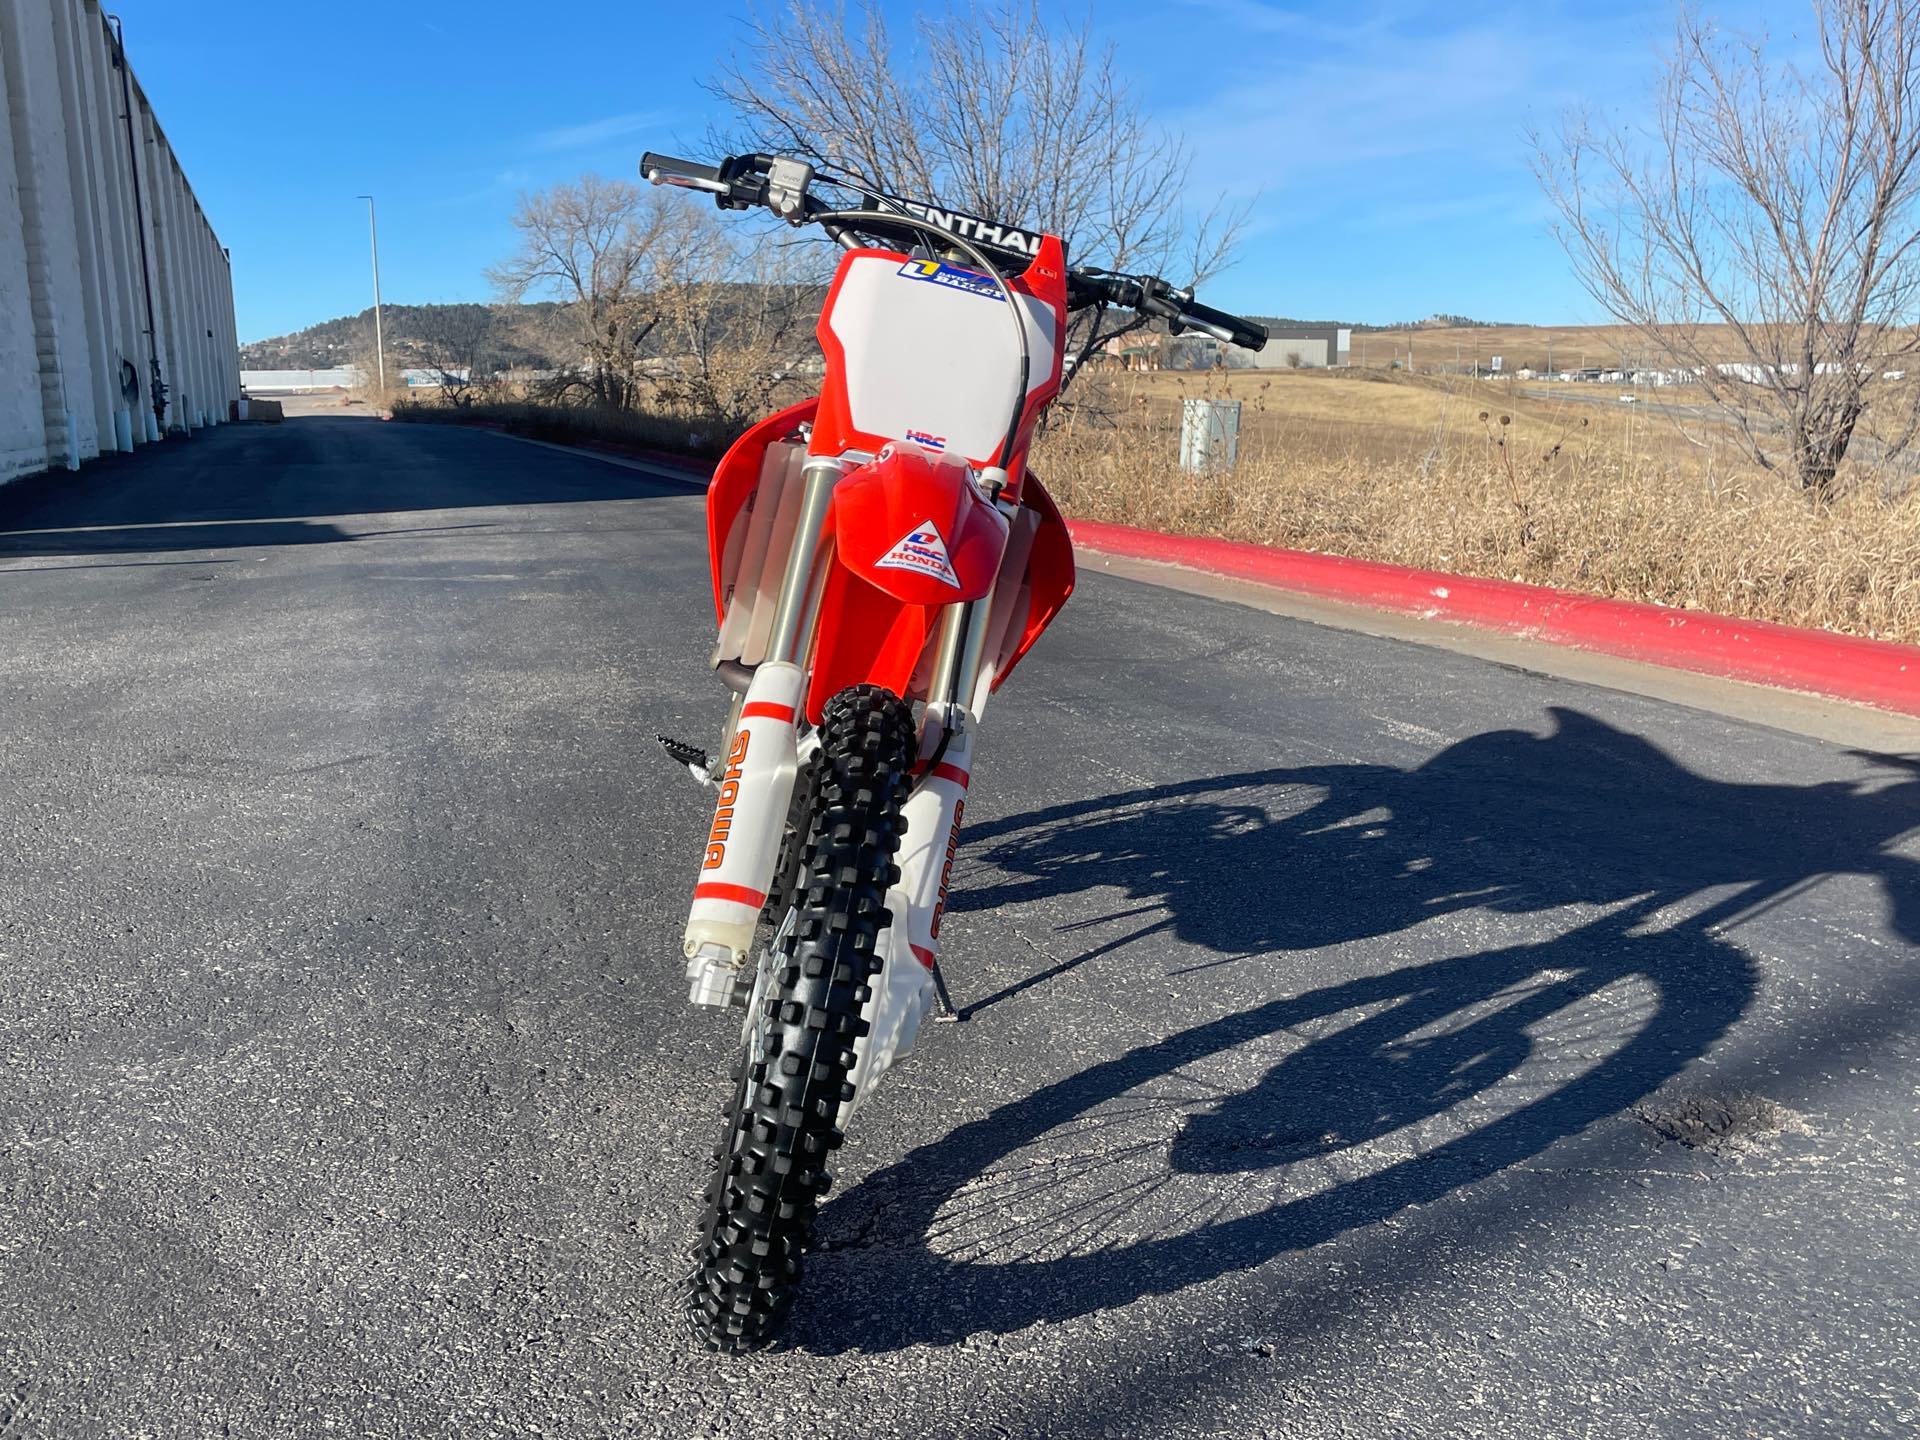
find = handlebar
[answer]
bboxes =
[639,149,1268,352]
[1074,274,1268,352]
[639,151,726,191]
[1171,297,1267,352]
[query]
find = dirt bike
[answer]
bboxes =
[639,149,1267,1349]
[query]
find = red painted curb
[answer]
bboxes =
[1068,518,1920,718]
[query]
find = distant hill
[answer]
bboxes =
[1246,315,1358,333]
[244,302,1546,376]
[1352,313,1514,334]
[240,302,570,370]
[1246,313,1514,335]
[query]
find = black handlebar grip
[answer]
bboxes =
[639,152,724,184]
[1183,299,1267,352]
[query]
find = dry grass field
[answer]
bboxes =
[1035,366,1920,645]
[1348,321,1756,375]
[1353,323,1646,374]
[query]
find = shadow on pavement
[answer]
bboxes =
[0,518,504,559]
[798,708,1920,1352]
[0,414,700,555]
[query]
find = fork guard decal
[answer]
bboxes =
[682,662,806,963]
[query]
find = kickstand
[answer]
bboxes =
[930,957,964,1023]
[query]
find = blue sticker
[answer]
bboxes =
[897,258,1004,301]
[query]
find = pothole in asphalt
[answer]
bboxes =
[1632,1090,1809,1157]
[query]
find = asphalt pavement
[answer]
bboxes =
[2,415,1916,1438]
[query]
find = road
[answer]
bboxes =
[2,416,1917,1439]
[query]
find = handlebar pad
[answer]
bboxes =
[640,152,724,185]
[1181,299,1267,352]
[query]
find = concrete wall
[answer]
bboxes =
[241,368,360,392]
[0,0,238,486]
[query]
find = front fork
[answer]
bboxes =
[837,699,971,1120]
[681,455,1002,1054]
[681,456,843,1003]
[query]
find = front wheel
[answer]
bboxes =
[684,684,915,1350]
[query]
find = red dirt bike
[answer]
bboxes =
[640,150,1266,1349]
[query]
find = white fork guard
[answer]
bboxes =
[841,708,974,1124]
[683,661,806,979]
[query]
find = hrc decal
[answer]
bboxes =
[876,520,961,588]
[897,258,1004,301]
[904,429,948,450]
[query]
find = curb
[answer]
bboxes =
[1067,518,1920,719]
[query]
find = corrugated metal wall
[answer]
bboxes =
[1,0,238,485]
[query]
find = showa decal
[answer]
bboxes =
[876,520,962,588]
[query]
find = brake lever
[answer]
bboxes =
[649,173,730,196]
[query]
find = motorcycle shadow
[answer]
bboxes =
[792,708,1920,1353]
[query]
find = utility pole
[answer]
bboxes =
[357,194,385,392]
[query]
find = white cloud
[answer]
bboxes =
[1160,0,1673,239]
[525,111,660,154]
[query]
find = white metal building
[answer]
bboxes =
[1,0,238,486]
[1248,325,1352,369]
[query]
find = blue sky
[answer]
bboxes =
[116,0,1816,341]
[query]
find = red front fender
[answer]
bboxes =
[831,441,1009,604]
[804,441,1009,721]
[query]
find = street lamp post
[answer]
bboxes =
[357,194,385,393]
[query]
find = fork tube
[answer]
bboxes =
[928,602,971,704]
[767,458,845,666]
[949,594,995,707]
[930,596,996,711]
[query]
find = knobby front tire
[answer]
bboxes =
[684,684,915,1351]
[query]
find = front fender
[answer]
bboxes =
[830,440,1009,604]
[801,440,1011,722]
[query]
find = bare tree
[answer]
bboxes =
[488,177,698,409]
[712,0,1246,376]
[1535,0,1920,500]
[412,303,503,408]
[349,331,398,408]
[649,212,826,428]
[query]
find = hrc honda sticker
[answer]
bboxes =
[876,520,961,588]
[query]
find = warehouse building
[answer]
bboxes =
[1,0,238,485]
[1248,324,1351,369]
